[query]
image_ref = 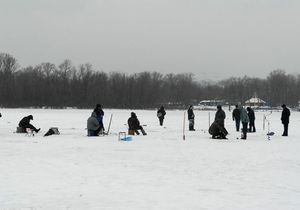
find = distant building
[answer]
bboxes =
[245,96,266,108]
[195,99,227,110]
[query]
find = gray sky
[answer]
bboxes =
[0,0,299,80]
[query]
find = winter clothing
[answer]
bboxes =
[209,121,228,139]
[93,104,105,133]
[187,105,195,131]
[157,106,166,126]
[232,105,240,131]
[215,106,226,127]
[128,112,147,135]
[87,112,101,136]
[0,112,2,117]
[281,104,290,136]
[239,107,249,139]
[247,107,256,132]
[18,115,40,133]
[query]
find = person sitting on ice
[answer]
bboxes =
[209,120,228,139]
[93,104,105,134]
[18,115,40,133]
[128,112,147,135]
[87,112,101,136]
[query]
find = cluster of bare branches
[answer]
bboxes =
[1,53,299,108]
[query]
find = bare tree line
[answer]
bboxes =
[0,53,299,108]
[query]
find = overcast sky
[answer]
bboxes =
[0,0,299,80]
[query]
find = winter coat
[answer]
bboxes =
[281,107,290,124]
[87,112,100,131]
[209,121,228,136]
[93,104,104,127]
[215,109,226,123]
[247,107,255,122]
[128,113,141,130]
[232,108,240,121]
[19,115,33,127]
[239,107,249,123]
[157,107,166,119]
[187,107,195,120]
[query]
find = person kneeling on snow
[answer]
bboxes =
[128,112,147,135]
[18,115,40,133]
[87,112,101,136]
[209,121,228,139]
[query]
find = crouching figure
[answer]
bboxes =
[128,112,147,135]
[209,121,228,139]
[87,112,101,136]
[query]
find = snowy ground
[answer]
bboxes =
[0,108,300,210]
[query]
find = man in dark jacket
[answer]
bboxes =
[93,104,104,133]
[187,105,195,131]
[157,106,166,126]
[281,104,290,136]
[215,105,226,129]
[87,112,101,136]
[18,115,40,133]
[246,107,256,132]
[128,112,147,135]
[232,104,240,131]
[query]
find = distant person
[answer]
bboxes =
[128,112,147,135]
[246,107,256,132]
[187,105,195,131]
[87,112,101,136]
[157,106,166,126]
[93,104,104,134]
[232,104,240,131]
[0,112,2,118]
[215,105,226,129]
[239,106,249,139]
[281,104,290,136]
[18,115,40,133]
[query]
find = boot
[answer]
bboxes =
[141,128,147,135]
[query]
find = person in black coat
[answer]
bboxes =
[281,104,290,136]
[93,104,105,133]
[215,105,226,129]
[187,105,195,131]
[128,112,147,135]
[157,106,166,126]
[232,104,240,131]
[246,107,256,132]
[18,115,40,133]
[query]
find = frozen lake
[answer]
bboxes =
[0,108,300,209]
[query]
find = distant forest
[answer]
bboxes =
[0,52,299,109]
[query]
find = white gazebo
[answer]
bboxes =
[245,96,266,107]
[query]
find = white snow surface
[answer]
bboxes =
[0,108,300,210]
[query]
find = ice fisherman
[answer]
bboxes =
[187,105,195,131]
[128,112,147,135]
[87,112,101,136]
[246,107,256,132]
[18,115,40,133]
[232,104,240,131]
[157,105,166,126]
[93,104,104,134]
[239,106,249,139]
[281,104,290,136]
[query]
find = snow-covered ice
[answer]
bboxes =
[0,108,300,210]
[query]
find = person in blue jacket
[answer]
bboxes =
[92,104,104,134]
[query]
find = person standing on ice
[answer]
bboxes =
[281,104,290,136]
[187,105,195,131]
[128,112,147,135]
[239,106,249,139]
[93,104,104,134]
[18,115,40,133]
[215,105,226,129]
[87,112,101,136]
[246,107,256,132]
[157,105,166,126]
[232,104,240,131]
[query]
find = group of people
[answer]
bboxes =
[208,103,290,140]
[0,103,291,139]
